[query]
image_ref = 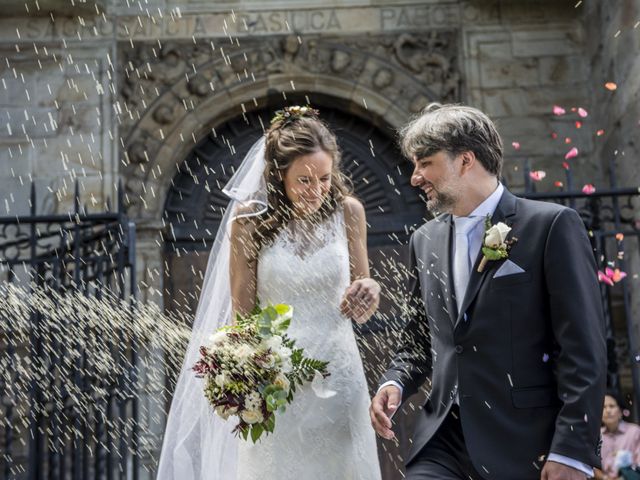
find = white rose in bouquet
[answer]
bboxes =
[214,373,227,388]
[262,335,283,351]
[273,373,290,393]
[280,357,293,374]
[214,405,238,420]
[277,345,292,360]
[279,346,293,372]
[241,409,264,425]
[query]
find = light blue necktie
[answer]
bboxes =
[453,216,481,310]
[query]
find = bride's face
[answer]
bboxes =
[283,150,333,216]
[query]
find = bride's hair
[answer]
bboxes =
[246,108,352,249]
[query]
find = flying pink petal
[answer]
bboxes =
[615,233,624,241]
[554,181,564,188]
[565,147,579,160]
[575,121,582,129]
[612,269,627,283]
[605,267,614,278]
[598,271,614,286]
[578,108,588,118]
[605,82,617,91]
[562,162,570,170]
[582,184,596,195]
[596,129,605,136]
[565,137,572,144]
[512,142,521,150]
[553,105,566,116]
[529,170,546,181]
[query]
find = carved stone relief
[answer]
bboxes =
[117,32,460,216]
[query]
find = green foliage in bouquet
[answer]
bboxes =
[194,303,331,443]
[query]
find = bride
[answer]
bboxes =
[157,106,382,480]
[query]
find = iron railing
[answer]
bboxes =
[0,181,138,480]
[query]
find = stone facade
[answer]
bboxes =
[1,0,638,477]
[0,1,606,216]
[117,30,459,220]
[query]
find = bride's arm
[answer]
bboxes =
[341,196,380,324]
[229,217,258,319]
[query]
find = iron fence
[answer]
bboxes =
[0,182,138,480]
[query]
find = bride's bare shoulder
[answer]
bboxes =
[230,217,262,262]
[342,196,365,224]
[231,214,258,236]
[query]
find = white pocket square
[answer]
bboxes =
[493,259,525,278]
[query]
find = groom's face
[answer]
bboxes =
[410,150,461,214]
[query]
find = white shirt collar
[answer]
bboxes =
[454,182,504,221]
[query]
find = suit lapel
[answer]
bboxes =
[429,214,457,325]
[454,190,518,326]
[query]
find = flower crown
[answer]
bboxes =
[270,105,320,126]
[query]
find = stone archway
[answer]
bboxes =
[117,31,460,221]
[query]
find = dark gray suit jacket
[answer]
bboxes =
[381,189,606,479]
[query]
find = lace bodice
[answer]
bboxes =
[256,209,351,353]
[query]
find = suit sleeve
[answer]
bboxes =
[379,231,433,402]
[544,208,606,468]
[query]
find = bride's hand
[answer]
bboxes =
[340,278,381,324]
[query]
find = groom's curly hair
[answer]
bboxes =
[242,109,353,251]
[399,103,504,177]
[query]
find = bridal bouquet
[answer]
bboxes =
[193,303,331,442]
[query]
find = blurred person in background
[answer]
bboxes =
[595,391,640,480]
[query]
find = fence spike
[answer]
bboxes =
[30,181,36,215]
[74,180,80,215]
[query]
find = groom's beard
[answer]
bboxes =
[426,188,457,214]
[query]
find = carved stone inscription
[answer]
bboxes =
[5,4,460,42]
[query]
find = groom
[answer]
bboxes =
[371,104,606,479]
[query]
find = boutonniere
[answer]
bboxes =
[477,216,518,272]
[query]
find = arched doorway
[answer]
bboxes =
[162,98,427,479]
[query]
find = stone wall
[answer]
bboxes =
[0,43,115,216]
[461,1,598,190]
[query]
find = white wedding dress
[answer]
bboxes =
[236,207,382,480]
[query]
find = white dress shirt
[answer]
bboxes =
[378,183,593,477]
[452,182,504,281]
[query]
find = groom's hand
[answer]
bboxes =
[369,385,401,440]
[541,461,588,480]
